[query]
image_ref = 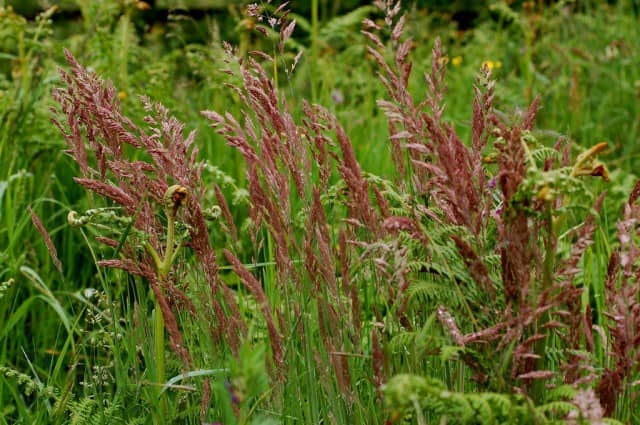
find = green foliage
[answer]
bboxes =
[67,397,124,425]
[383,374,627,425]
[209,342,275,425]
[383,373,543,424]
[1,1,640,424]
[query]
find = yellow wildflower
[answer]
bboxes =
[118,91,127,101]
[451,56,463,67]
[536,186,554,202]
[482,60,503,71]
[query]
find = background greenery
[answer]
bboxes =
[1,0,639,423]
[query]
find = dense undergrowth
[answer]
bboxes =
[1,0,640,424]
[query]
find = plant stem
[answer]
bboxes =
[153,212,175,411]
[160,209,176,278]
[145,200,179,412]
[310,0,319,102]
[532,204,555,402]
[154,302,165,390]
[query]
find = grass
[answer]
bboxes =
[1,1,640,424]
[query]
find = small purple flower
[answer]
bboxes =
[331,89,344,105]
[487,177,497,190]
[492,205,503,218]
[224,379,241,405]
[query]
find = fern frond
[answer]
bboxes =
[407,281,462,309]
[69,397,98,425]
[547,384,579,401]
[68,396,125,425]
[468,394,497,424]
[536,400,578,418]
[529,146,560,163]
[388,331,419,356]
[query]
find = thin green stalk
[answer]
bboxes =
[531,204,554,402]
[159,207,176,279]
[154,304,165,397]
[118,11,130,90]
[310,0,319,102]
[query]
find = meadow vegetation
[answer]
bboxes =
[1,0,640,423]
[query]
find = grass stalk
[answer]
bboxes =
[310,0,319,102]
